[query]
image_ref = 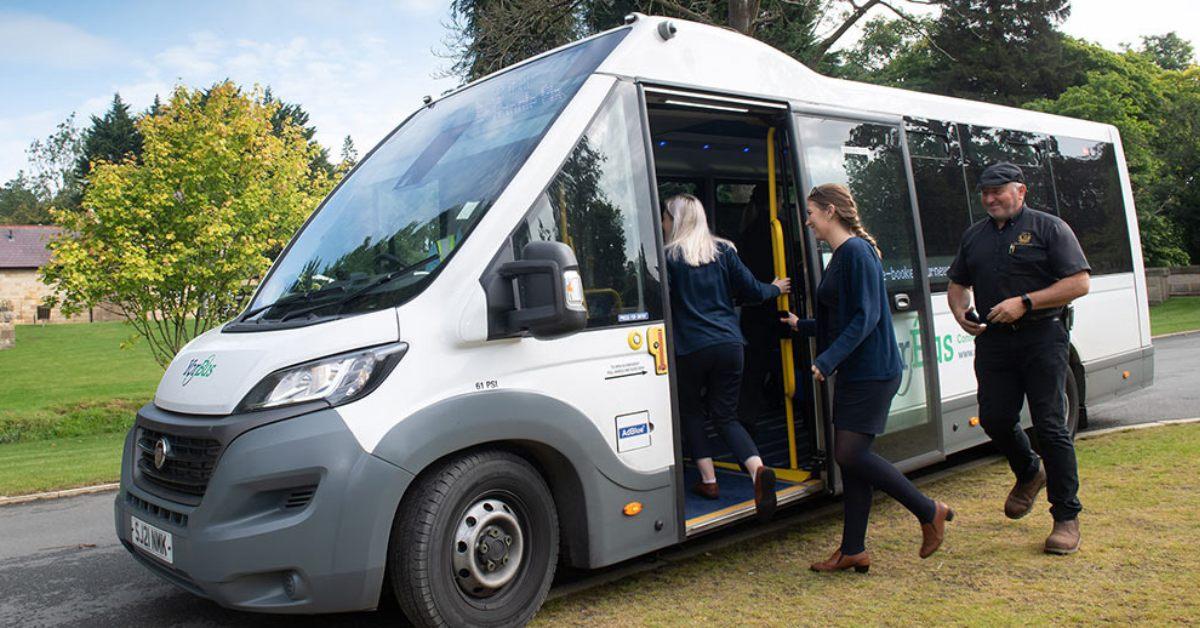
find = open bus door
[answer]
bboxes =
[788,109,948,489]
[639,85,826,536]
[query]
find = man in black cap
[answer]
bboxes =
[946,162,1091,554]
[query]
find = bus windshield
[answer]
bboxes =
[241,29,629,326]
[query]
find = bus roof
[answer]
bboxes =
[596,14,1117,144]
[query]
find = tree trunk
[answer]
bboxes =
[727,0,760,35]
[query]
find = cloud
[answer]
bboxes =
[153,32,228,78]
[127,30,455,154]
[0,5,458,183]
[0,13,126,69]
[0,110,63,185]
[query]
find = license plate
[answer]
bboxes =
[131,516,174,564]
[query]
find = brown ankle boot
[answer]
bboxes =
[810,549,870,573]
[1004,464,1047,520]
[919,501,955,559]
[754,466,777,522]
[692,481,719,500]
[1044,519,1081,555]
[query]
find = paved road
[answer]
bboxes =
[2,332,1196,627]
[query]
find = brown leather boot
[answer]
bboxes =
[1044,519,1081,555]
[919,501,955,559]
[754,466,777,522]
[1004,464,1047,519]
[810,549,870,574]
[692,481,719,500]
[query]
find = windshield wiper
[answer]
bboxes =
[277,254,440,323]
[238,281,351,322]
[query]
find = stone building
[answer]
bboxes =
[0,225,122,324]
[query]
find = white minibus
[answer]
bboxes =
[115,14,1154,626]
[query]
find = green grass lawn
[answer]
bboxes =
[537,423,1200,625]
[1149,296,1200,336]
[0,321,162,443]
[0,431,126,496]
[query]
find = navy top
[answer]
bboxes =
[793,237,902,382]
[667,243,781,356]
[947,205,1090,316]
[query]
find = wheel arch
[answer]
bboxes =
[371,390,676,569]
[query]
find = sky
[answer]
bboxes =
[2,0,1199,184]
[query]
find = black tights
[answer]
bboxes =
[835,429,937,555]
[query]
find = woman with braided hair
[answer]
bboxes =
[781,183,954,572]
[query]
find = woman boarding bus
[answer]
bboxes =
[114,14,1153,626]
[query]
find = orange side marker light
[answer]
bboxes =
[1122,371,1131,379]
[969,416,981,427]
[623,502,643,517]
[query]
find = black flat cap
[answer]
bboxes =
[978,162,1025,188]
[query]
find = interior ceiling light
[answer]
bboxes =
[662,99,749,113]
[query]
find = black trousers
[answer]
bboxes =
[975,320,1082,521]
[678,342,761,463]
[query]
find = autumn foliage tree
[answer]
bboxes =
[41,82,333,366]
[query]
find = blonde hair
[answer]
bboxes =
[663,194,735,266]
[807,183,882,258]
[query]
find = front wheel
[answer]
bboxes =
[388,450,559,627]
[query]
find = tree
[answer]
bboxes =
[339,135,358,171]
[41,82,334,366]
[1025,41,1194,266]
[27,114,84,212]
[857,0,1081,106]
[442,0,585,82]
[0,173,50,224]
[76,94,144,183]
[829,14,930,82]
[1138,32,1195,71]
[442,0,945,83]
[1154,66,1200,261]
[262,87,335,178]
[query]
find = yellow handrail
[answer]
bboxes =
[767,128,799,470]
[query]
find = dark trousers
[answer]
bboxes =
[975,320,1082,521]
[737,306,780,426]
[679,342,760,463]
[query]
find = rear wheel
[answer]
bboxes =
[389,450,558,627]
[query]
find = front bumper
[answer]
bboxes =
[114,406,413,614]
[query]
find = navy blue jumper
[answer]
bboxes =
[665,243,781,356]
[667,242,779,465]
[793,237,902,382]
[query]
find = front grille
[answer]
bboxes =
[126,491,189,527]
[135,427,221,503]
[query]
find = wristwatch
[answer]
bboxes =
[1020,293,1033,311]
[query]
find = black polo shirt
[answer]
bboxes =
[947,206,1090,316]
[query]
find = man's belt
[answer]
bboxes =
[988,307,1063,332]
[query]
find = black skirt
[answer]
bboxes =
[832,376,902,435]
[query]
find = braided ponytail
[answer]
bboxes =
[806,183,882,259]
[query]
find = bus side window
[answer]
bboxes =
[905,121,972,290]
[961,124,1056,218]
[511,81,663,328]
[1049,137,1134,275]
[794,117,920,294]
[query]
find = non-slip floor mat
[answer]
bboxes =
[682,464,795,521]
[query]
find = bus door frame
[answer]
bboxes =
[785,103,947,495]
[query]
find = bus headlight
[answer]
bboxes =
[237,342,408,412]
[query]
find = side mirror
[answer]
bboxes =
[495,241,587,338]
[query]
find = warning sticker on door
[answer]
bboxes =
[615,411,651,453]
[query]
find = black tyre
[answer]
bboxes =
[389,450,559,627]
[1030,367,1080,453]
